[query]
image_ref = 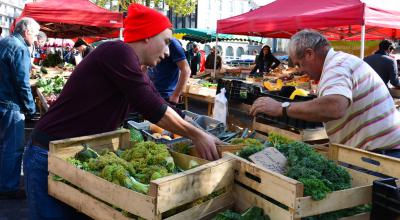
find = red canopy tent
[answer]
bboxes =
[13,0,123,39]
[217,0,400,57]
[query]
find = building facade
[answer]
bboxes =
[192,0,289,60]
[0,0,25,37]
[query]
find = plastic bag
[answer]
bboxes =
[213,88,228,125]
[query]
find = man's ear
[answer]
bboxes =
[143,38,150,43]
[23,29,29,38]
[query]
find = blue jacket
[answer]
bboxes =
[0,33,35,114]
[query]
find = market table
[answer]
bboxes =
[182,93,215,116]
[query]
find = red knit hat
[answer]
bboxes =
[123,4,172,43]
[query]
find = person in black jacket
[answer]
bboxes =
[364,40,400,88]
[250,45,280,75]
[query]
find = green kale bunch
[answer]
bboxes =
[277,141,351,200]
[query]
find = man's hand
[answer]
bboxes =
[250,97,282,117]
[192,132,221,161]
[169,93,180,104]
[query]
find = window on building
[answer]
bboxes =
[236,47,245,58]
[219,0,223,11]
[208,0,211,9]
[226,46,234,58]
[217,46,223,55]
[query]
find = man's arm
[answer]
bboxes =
[388,59,400,88]
[157,107,220,160]
[271,55,281,70]
[169,59,190,104]
[250,95,350,122]
[12,48,36,115]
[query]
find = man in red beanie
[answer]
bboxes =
[23,4,220,220]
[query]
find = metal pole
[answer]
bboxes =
[213,33,219,78]
[360,25,365,58]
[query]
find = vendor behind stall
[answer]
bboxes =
[24,4,220,220]
[250,30,400,158]
[73,38,92,65]
[250,45,280,76]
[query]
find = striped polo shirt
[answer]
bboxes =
[318,49,400,150]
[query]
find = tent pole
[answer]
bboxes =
[360,25,365,58]
[213,33,219,78]
[119,28,123,40]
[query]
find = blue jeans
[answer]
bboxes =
[0,107,25,192]
[23,142,89,220]
[384,150,400,158]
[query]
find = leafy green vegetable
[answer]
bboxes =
[36,76,66,96]
[231,138,265,160]
[75,144,99,162]
[212,207,270,220]
[276,141,351,200]
[129,128,143,143]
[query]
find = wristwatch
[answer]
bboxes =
[281,102,291,118]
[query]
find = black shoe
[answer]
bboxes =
[0,190,26,200]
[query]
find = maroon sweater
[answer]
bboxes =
[35,41,168,140]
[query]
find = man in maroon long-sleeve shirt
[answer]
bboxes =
[23,4,220,220]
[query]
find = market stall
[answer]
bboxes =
[217,0,400,58]
[12,0,123,38]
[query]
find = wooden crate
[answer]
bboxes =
[48,129,236,220]
[36,87,49,112]
[253,119,328,142]
[222,143,400,220]
[188,144,247,159]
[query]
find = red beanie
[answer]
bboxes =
[123,4,172,43]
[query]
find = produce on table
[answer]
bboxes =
[40,66,48,74]
[149,123,181,140]
[232,135,351,201]
[129,128,144,143]
[200,82,217,88]
[36,76,66,105]
[232,134,368,220]
[213,207,270,220]
[230,138,264,160]
[65,141,189,195]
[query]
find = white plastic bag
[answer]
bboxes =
[212,88,228,125]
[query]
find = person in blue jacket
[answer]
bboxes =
[0,17,40,199]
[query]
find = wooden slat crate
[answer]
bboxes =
[48,129,236,220]
[253,118,328,142]
[222,143,400,220]
[36,87,49,113]
[188,144,247,159]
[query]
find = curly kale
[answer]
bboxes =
[232,138,265,160]
[281,141,351,200]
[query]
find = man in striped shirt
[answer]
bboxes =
[250,30,400,158]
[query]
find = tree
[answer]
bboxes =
[94,0,197,16]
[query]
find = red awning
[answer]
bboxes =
[217,0,400,40]
[13,0,123,38]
